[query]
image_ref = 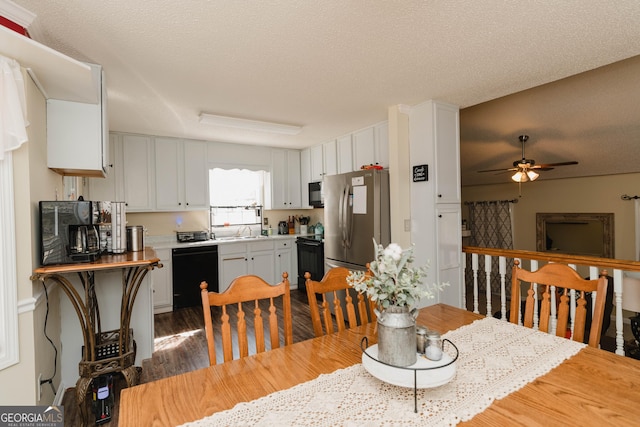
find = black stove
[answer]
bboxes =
[296,236,324,292]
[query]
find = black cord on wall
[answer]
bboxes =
[40,282,58,397]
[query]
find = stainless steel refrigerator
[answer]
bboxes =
[324,169,390,272]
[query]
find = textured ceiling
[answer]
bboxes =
[11,0,640,184]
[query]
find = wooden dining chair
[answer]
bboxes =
[510,260,608,348]
[304,267,376,337]
[200,272,293,365]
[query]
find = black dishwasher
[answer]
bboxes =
[172,245,219,309]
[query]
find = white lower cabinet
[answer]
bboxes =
[275,238,297,286]
[218,240,276,292]
[153,249,173,313]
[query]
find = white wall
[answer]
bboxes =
[0,67,62,405]
[461,173,639,261]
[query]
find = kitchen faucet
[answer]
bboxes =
[236,225,252,237]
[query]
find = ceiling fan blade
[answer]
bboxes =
[477,167,518,173]
[535,161,579,168]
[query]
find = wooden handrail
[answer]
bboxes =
[462,246,640,272]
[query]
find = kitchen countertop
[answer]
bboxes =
[147,233,319,250]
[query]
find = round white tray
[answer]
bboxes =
[361,344,456,389]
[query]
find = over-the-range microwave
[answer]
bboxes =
[308,181,323,208]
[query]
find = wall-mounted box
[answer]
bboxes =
[47,63,108,177]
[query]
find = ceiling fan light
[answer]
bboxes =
[511,171,527,182]
[527,170,539,181]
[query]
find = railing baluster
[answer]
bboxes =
[499,256,507,320]
[472,253,479,314]
[462,254,467,309]
[484,254,492,317]
[614,269,625,355]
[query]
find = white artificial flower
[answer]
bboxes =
[347,239,449,309]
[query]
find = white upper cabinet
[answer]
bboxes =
[353,127,376,170]
[47,63,108,177]
[336,135,354,174]
[154,137,181,210]
[155,138,208,211]
[433,103,460,204]
[271,149,302,209]
[182,140,209,209]
[323,140,337,177]
[310,145,324,182]
[300,148,311,207]
[88,133,120,201]
[375,122,389,169]
[122,134,154,211]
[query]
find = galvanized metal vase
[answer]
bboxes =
[375,305,419,366]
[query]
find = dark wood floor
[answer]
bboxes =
[62,288,316,426]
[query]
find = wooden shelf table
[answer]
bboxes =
[31,247,161,426]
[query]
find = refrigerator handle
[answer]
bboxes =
[340,185,349,247]
[345,185,353,249]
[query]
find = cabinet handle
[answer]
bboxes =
[438,194,442,198]
[438,214,442,218]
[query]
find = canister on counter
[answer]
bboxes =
[425,331,443,361]
[416,325,428,354]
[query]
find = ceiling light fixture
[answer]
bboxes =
[511,169,539,183]
[198,112,302,135]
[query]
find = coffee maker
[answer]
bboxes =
[68,224,101,262]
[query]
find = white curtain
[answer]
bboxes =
[0,55,27,370]
[0,55,28,159]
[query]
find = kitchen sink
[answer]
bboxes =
[215,235,269,241]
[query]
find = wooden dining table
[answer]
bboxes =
[119,304,640,426]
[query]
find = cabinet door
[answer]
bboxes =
[183,140,208,209]
[250,251,275,284]
[337,135,353,174]
[375,122,389,168]
[276,249,293,286]
[436,205,462,308]
[89,134,119,201]
[300,148,311,207]
[154,137,182,210]
[122,135,154,211]
[353,127,376,169]
[434,103,460,203]
[271,149,287,209]
[310,145,324,181]
[323,140,337,176]
[219,253,248,292]
[153,249,173,313]
[286,150,302,208]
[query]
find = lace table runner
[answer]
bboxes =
[181,317,585,427]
